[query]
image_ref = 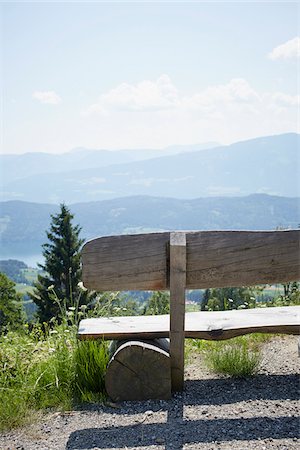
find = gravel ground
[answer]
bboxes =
[0,335,299,450]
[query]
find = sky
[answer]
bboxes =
[1,1,299,154]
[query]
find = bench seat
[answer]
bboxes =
[78,305,300,341]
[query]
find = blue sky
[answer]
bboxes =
[2,1,299,154]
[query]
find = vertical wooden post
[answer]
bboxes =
[169,231,186,391]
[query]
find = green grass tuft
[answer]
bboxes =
[189,334,266,378]
[206,340,261,377]
[74,339,109,403]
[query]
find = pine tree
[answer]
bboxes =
[30,204,87,322]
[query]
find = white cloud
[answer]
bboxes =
[78,75,298,149]
[84,74,179,115]
[268,37,300,60]
[33,90,62,105]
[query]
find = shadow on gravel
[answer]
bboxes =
[66,416,299,449]
[67,373,299,449]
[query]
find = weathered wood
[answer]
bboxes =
[105,340,171,401]
[78,306,300,341]
[186,230,300,288]
[169,232,186,391]
[81,230,300,291]
[82,232,169,291]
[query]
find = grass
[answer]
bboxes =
[189,333,270,378]
[0,324,108,431]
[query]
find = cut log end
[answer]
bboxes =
[105,340,171,402]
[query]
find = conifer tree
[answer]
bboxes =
[30,204,87,322]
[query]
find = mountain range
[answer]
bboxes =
[1,194,299,264]
[1,134,299,204]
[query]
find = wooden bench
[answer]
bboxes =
[78,230,300,400]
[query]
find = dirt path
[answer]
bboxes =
[0,335,299,450]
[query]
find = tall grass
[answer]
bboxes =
[0,323,108,431]
[74,340,109,402]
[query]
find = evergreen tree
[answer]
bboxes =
[144,291,170,315]
[30,204,87,322]
[0,272,24,333]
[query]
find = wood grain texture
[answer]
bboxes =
[105,340,171,401]
[78,306,300,341]
[186,230,300,288]
[81,230,300,291]
[82,232,169,291]
[169,232,186,391]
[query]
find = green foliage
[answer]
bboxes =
[144,291,170,315]
[29,204,90,323]
[74,340,109,402]
[0,323,108,431]
[206,340,260,378]
[190,335,263,378]
[0,272,24,333]
[201,287,258,311]
[89,291,140,317]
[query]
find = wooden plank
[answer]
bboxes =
[186,230,300,288]
[78,306,300,341]
[169,232,186,391]
[81,230,300,291]
[82,232,170,291]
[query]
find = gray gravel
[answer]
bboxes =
[0,335,299,450]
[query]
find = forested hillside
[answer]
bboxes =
[1,194,299,258]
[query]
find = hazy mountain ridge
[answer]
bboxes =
[1,194,299,259]
[0,142,219,185]
[1,134,298,204]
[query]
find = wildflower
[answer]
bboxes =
[49,330,58,334]
[66,311,74,317]
[47,284,55,291]
[68,306,76,311]
[80,304,87,311]
[228,298,234,303]
[77,281,87,291]
[122,307,127,311]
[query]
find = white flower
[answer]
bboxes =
[77,281,87,291]
[47,285,55,291]
[80,305,87,311]
[68,307,76,311]
[49,330,58,334]
[228,298,234,303]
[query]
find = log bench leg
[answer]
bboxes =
[105,339,171,402]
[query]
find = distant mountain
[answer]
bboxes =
[1,194,299,263]
[1,134,298,204]
[0,142,219,186]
